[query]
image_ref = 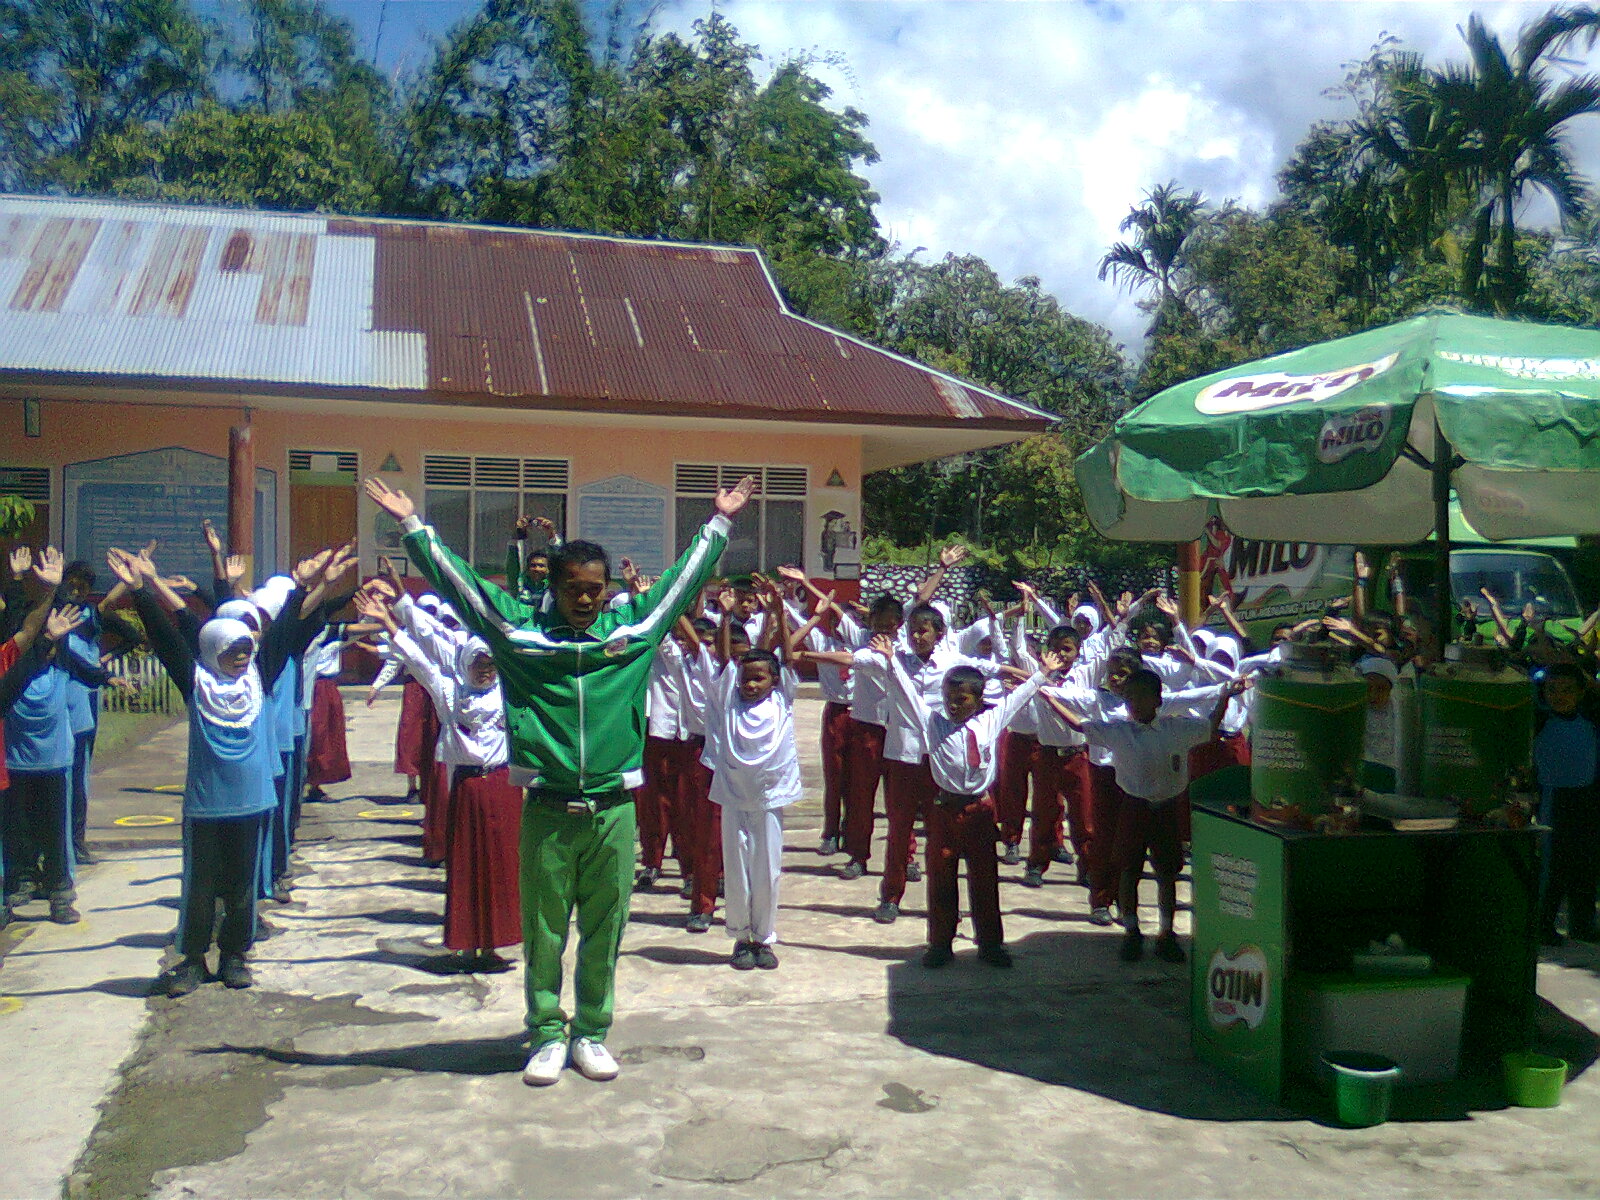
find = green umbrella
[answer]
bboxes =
[1077,308,1600,639]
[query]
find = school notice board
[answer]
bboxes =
[64,447,277,584]
[576,475,668,576]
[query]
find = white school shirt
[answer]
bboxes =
[645,639,687,740]
[390,631,507,769]
[395,594,465,670]
[804,621,854,705]
[1011,623,1086,749]
[702,658,802,811]
[1045,680,1227,768]
[857,645,1002,765]
[1080,713,1215,805]
[889,657,1047,795]
[847,638,894,727]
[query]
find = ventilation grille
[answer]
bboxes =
[289,450,357,476]
[675,464,808,496]
[0,466,49,502]
[425,455,570,491]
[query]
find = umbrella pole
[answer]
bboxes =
[1433,419,1454,646]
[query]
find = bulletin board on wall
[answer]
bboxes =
[63,447,277,582]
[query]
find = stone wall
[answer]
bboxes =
[859,563,1175,622]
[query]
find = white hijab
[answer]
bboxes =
[1072,604,1101,635]
[195,618,263,728]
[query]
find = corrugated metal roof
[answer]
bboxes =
[0,194,1051,431]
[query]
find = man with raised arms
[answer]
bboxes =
[364,473,755,1087]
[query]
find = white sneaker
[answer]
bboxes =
[522,1040,568,1086]
[569,1037,620,1081]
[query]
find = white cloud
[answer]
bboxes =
[651,1,1600,351]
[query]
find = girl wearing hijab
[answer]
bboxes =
[360,590,522,970]
[113,545,341,995]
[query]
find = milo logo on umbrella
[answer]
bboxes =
[1316,405,1392,463]
[1195,353,1398,414]
[1207,944,1270,1030]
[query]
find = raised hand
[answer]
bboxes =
[776,564,807,585]
[1154,591,1180,620]
[294,548,334,588]
[164,575,198,595]
[1116,590,1134,619]
[352,586,391,622]
[1040,646,1064,674]
[323,541,359,584]
[202,518,224,557]
[531,516,557,539]
[718,589,737,614]
[105,549,141,589]
[869,632,895,659]
[619,557,638,584]
[225,554,249,585]
[46,604,85,641]
[714,475,757,518]
[1065,591,1080,615]
[34,546,64,589]
[363,477,415,523]
[9,545,31,579]
[515,513,533,537]
[938,543,968,569]
[134,542,159,581]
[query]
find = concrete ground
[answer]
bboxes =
[2,687,1599,1200]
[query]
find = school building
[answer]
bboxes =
[0,194,1050,590]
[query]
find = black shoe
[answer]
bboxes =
[160,959,207,997]
[977,943,1013,968]
[905,861,922,883]
[817,836,839,856]
[217,954,253,989]
[271,880,291,904]
[1021,867,1044,888]
[753,944,779,970]
[685,913,712,934]
[1119,931,1145,962]
[1001,842,1022,866]
[473,950,514,974]
[872,901,899,925]
[922,945,954,969]
[839,860,866,881]
[678,876,695,901]
[1053,846,1075,865]
[633,867,660,893]
[1153,935,1186,964]
[730,942,757,971]
[73,844,99,865]
[5,890,30,910]
[49,897,81,924]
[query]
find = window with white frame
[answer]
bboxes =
[674,464,806,575]
[423,455,570,575]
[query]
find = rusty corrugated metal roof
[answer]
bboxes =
[0,195,1051,431]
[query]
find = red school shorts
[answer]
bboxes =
[1110,793,1184,879]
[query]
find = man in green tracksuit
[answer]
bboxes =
[365,474,754,1087]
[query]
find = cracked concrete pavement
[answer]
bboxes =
[3,687,1599,1199]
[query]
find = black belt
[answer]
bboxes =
[524,787,633,815]
[936,790,987,809]
[453,764,495,781]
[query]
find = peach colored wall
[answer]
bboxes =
[0,397,864,579]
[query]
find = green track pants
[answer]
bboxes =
[520,796,635,1046]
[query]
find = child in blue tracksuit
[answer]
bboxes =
[119,550,325,995]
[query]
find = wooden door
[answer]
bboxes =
[289,483,356,566]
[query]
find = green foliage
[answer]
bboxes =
[0,494,36,537]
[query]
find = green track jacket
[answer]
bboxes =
[403,513,729,795]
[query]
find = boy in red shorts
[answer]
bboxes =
[1066,668,1247,964]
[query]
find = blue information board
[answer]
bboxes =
[64,447,276,584]
[576,475,668,576]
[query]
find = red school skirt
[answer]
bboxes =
[394,678,433,777]
[305,677,352,787]
[443,766,524,951]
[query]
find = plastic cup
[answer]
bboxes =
[1323,1051,1401,1127]
[1502,1052,1567,1108]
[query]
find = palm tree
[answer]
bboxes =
[1098,182,1213,337]
[1422,8,1600,312]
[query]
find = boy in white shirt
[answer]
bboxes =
[874,635,1060,967]
[700,643,802,970]
[1057,667,1247,964]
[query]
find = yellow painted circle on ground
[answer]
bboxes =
[359,808,418,820]
[114,814,178,827]
[153,784,184,793]
[0,996,23,1016]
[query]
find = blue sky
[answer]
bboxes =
[213,2,1600,350]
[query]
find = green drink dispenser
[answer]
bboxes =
[1419,645,1533,820]
[1250,642,1367,830]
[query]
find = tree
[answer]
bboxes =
[59,100,380,211]
[0,0,211,188]
[1098,182,1220,339]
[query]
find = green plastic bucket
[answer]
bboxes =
[1503,1052,1567,1108]
[1323,1051,1401,1127]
